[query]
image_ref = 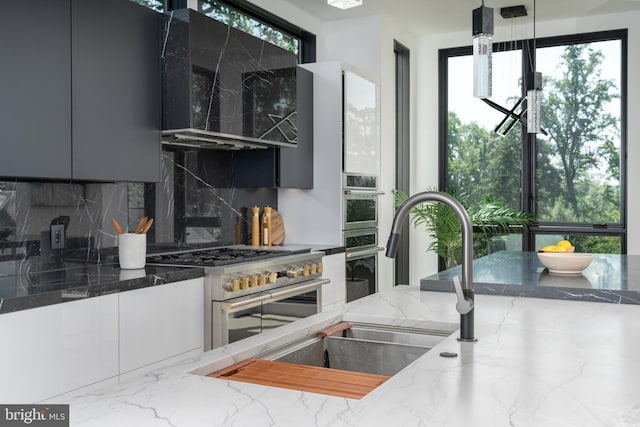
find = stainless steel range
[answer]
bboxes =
[147,246,328,350]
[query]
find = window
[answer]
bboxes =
[139,0,316,62]
[198,0,315,63]
[439,30,626,257]
[200,0,299,55]
[130,0,163,12]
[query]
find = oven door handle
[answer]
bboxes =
[225,292,272,312]
[269,279,330,303]
[343,190,385,196]
[345,246,384,259]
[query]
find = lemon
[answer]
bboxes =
[556,240,573,250]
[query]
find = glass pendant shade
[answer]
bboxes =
[472,4,494,99]
[328,0,362,9]
[473,34,493,98]
[526,71,542,134]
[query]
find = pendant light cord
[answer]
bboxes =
[533,0,536,71]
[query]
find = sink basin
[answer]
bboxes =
[258,322,452,377]
[204,322,454,399]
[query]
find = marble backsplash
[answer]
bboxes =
[0,150,276,261]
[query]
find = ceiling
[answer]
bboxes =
[283,0,640,35]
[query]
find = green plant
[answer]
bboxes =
[393,188,535,269]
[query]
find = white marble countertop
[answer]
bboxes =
[61,287,640,426]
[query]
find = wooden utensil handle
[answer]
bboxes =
[111,219,123,234]
[141,218,154,234]
[134,216,148,234]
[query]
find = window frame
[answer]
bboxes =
[439,29,628,255]
[192,0,316,63]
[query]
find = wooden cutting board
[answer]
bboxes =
[270,210,285,245]
[208,358,389,399]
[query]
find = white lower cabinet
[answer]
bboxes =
[119,278,204,374]
[321,252,346,311]
[0,294,119,403]
[0,277,204,403]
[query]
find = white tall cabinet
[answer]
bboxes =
[278,62,380,309]
[278,62,344,246]
[343,70,380,175]
[278,62,380,245]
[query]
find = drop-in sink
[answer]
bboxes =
[258,322,453,377]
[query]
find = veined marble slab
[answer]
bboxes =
[422,251,640,304]
[60,288,640,426]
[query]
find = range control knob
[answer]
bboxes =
[241,277,249,290]
[250,275,258,287]
[268,271,278,283]
[317,262,323,273]
[310,264,317,275]
[259,274,267,286]
[231,279,240,292]
[303,265,310,276]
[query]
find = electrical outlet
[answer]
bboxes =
[51,224,65,250]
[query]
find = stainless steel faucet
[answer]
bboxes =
[386,191,477,342]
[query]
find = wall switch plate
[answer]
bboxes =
[51,224,65,250]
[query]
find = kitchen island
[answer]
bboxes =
[421,251,640,304]
[62,286,640,426]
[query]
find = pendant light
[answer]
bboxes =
[527,0,542,133]
[472,0,494,98]
[328,0,362,9]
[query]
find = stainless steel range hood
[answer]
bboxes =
[161,128,297,150]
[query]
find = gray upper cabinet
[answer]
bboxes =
[72,0,161,182]
[0,0,161,182]
[0,0,72,179]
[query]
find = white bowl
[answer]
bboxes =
[537,252,593,275]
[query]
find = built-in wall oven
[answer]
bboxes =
[343,174,382,231]
[345,230,382,302]
[343,173,383,302]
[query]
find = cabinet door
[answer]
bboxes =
[71,0,161,182]
[0,295,119,403]
[0,0,72,179]
[232,66,314,189]
[119,278,204,374]
[343,71,379,175]
[321,252,347,310]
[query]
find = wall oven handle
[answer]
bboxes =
[345,246,384,259]
[269,279,330,302]
[343,190,385,196]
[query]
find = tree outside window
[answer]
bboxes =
[200,0,299,56]
[441,31,626,256]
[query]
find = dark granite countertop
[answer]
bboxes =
[0,255,204,315]
[279,243,346,256]
[420,251,640,304]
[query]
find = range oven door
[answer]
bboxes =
[345,247,383,303]
[211,279,328,349]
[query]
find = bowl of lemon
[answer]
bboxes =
[537,240,593,274]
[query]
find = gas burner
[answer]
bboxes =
[146,247,306,267]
